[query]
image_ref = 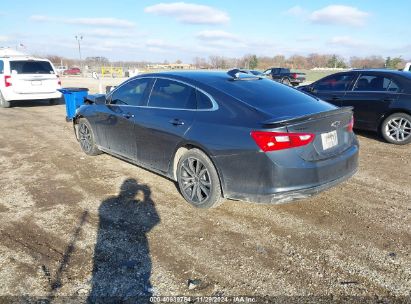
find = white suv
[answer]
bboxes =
[0,50,62,108]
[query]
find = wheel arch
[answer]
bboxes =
[171,142,226,197]
[378,108,411,131]
[72,114,85,140]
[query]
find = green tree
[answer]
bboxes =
[385,56,402,69]
[327,54,347,68]
[249,55,258,69]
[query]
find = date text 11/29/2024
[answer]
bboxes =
[149,296,257,303]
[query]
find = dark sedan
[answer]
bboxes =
[74,70,358,208]
[299,69,411,144]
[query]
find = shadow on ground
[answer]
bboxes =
[88,178,160,302]
[354,129,386,143]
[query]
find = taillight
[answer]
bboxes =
[347,116,354,132]
[291,73,297,79]
[5,75,12,87]
[251,131,315,152]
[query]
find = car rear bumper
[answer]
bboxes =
[214,142,359,204]
[227,167,357,204]
[2,90,62,101]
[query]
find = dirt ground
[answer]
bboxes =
[0,77,410,303]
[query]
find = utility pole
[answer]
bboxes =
[75,35,83,65]
[75,35,83,76]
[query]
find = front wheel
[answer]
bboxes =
[381,113,411,145]
[177,149,223,208]
[77,118,102,155]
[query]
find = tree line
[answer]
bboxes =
[45,53,409,71]
[194,54,409,70]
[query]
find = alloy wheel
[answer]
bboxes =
[384,117,411,142]
[179,157,212,205]
[79,123,92,153]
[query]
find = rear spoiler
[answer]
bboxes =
[262,107,353,128]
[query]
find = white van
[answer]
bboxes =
[0,49,62,108]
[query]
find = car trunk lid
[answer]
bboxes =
[262,107,354,161]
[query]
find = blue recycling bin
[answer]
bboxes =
[58,87,89,121]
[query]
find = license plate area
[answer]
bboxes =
[321,130,338,150]
[31,80,42,86]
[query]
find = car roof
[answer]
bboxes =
[139,70,232,83]
[349,68,411,77]
[0,55,51,61]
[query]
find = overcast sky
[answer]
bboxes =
[1,1,410,62]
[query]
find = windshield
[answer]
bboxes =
[10,60,55,74]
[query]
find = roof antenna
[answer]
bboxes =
[227,68,242,79]
[227,68,263,80]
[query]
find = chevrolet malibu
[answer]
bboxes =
[73,70,359,208]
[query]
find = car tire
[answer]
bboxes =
[177,148,224,208]
[0,91,11,108]
[381,113,411,145]
[77,118,102,155]
[281,78,290,86]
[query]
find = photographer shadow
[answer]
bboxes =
[88,178,160,302]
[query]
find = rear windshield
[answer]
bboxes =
[10,60,54,74]
[211,78,318,109]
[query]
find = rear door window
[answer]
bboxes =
[314,73,355,91]
[353,74,401,92]
[196,90,213,109]
[10,61,54,74]
[148,78,197,109]
[110,78,151,106]
[387,79,401,92]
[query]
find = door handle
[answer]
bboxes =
[122,113,135,119]
[381,97,394,102]
[332,95,340,100]
[169,119,185,126]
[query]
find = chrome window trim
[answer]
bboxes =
[107,76,219,111]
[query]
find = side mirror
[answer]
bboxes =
[85,94,106,105]
[95,95,107,104]
[308,86,316,93]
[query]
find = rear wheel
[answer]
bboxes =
[281,78,290,86]
[77,118,101,155]
[177,149,223,208]
[0,92,11,108]
[381,113,411,145]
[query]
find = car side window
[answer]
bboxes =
[313,74,354,91]
[148,78,196,109]
[387,79,401,92]
[353,74,400,92]
[110,78,150,106]
[0,60,3,74]
[196,90,213,109]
